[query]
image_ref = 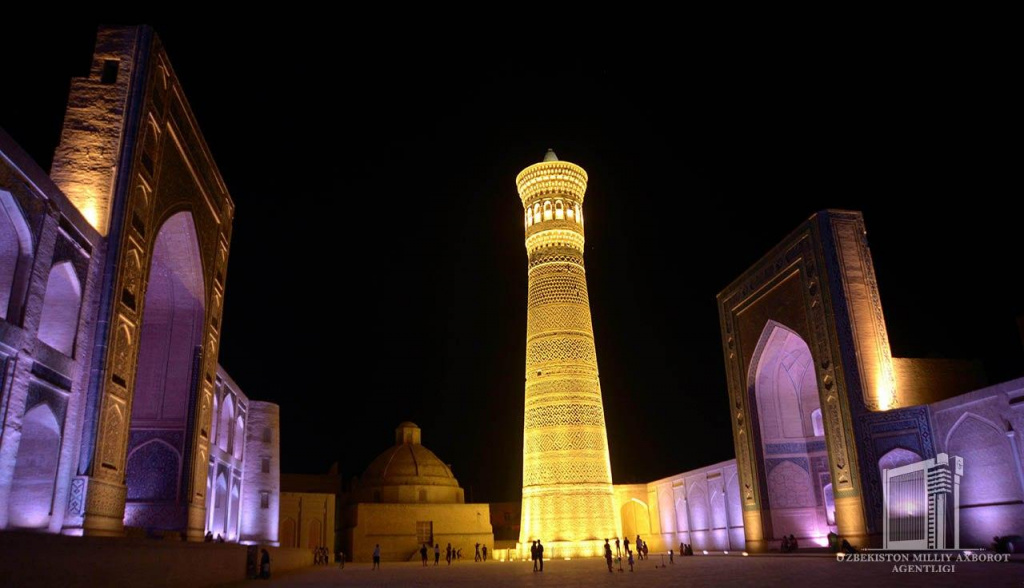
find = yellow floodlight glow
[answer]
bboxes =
[516,153,617,559]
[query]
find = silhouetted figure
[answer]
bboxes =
[260,549,271,579]
[827,531,839,553]
[531,540,538,571]
[434,543,440,565]
[642,541,649,560]
[841,539,857,555]
[482,545,488,561]
[537,540,544,571]
[669,549,674,564]
[446,543,453,566]
[604,539,613,572]
[790,535,798,551]
[372,544,381,570]
[475,543,481,562]
[624,537,631,557]
[628,549,635,572]
[216,533,225,543]
[421,543,428,566]
[615,537,621,558]
[204,531,213,542]
[993,536,1021,554]
[457,547,462,560]
[338,551,345,569]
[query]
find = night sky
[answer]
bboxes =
[2,23,1020,502]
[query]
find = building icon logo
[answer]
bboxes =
[882,453,964,550]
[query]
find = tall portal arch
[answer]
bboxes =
[39,25,234,540]
[718,211,889,551]
[121,211,205,531]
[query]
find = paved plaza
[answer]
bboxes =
[229,554,1023,587]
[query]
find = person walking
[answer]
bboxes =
[475,543,481,562]
[372,544,381,570]
[604,539,613,572]
[482,545,488,561]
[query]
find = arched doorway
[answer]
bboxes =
[37,262,83,356]
[228,481,240,540]
[212,472,228,537]
[281,518,297,548]
[8,404,61,529]
[620,499,651,544]
[123,212,205,531]
[0,189,33,324]
[749,321,831,544]
[308,518,322,549]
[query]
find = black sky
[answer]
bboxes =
[2,23,1020,502]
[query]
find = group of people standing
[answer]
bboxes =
[529,540,545,571]
[601,535,649,572]
[414,542,489,567]
[312,546,332,566]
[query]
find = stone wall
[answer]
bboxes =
[615,460,744,554]
[0,128,103,534]
[345,502,493,562]
[239,401,280,544]
[278,492,335,554]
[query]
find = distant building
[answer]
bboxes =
[489,501,521,542]
[341,422,492,562]
[278,466,342,555]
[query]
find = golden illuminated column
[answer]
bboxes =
[517,150,618,558]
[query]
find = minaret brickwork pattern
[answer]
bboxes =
[517,150,617,558]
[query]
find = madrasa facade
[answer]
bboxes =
[0,25,279,543]
[610,211,1024,555]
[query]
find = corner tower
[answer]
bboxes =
[516,150,618,558]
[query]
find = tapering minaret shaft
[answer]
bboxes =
[517,150,618,559]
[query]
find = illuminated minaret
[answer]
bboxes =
[517,150,618,558]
